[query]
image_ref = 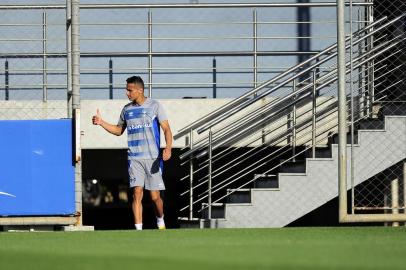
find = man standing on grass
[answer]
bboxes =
[92,76,173,230]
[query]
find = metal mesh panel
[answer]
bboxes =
[0,7,68,120]
[348,0,406,222]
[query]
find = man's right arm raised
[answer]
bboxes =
[92,109,125,136]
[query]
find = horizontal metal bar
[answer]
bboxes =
[341,214,406,223]
[0,2,373,10]
[0,20,363,27]
[80,35,336,41]
[0,50,322,58]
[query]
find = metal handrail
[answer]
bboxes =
[178,37,392,164]
[174,16,388,140]
[179,15,406,214]
[193,14,403,135]
[190,73,402,215]
[189,70,396,195]
[0,2,374,10]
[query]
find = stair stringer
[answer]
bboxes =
[215,116,406,228]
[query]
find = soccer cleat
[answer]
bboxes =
[158,224,166,230]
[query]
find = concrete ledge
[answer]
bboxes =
[0,216,77,226]
[61,225,95,231]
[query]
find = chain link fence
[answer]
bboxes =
[0,5,68,120]
[350,0,406,223]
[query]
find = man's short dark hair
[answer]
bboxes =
[126,76,145,90]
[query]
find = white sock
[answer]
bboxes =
[157,216,165,226]
[135,223,143,230]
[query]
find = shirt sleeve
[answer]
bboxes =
[156,101,168,123]
[117,106,127,128]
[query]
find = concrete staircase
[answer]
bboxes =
[199,116,406,228]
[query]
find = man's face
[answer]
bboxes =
[126,83,143,101]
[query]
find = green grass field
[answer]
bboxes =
[1,227,406,270]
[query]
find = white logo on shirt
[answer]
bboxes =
[128,123,152,131]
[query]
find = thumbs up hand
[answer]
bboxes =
[92,109,103,125]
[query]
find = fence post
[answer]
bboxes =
[253,9,258,96]
[337,0,348,222]
[109,58,113,99]
[71,0,82,226]
[312,70,317,158]
[42,10,48,102]
[189,130,194,220]
[212,58,217,98]
[148,11,152,98]
[208,130,213,222]
[5,60,9,101]
[66,0,72,118]
[391,178,399,227]
[292,79,297,161]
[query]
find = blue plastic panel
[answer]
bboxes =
[0,119,75,216]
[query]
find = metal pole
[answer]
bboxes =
[189,130,194,220]
[312,70,317,158]
[253,9,258,96]
[212,58,217,98]
[66,0,72,118]
[403,161,406,217]
[357,8,364,120]
[5,60,9,100]
[109,58,113,99]
[0,3,375,10]
[337,0,348,221]
[208,130,213,221]
[42,11,47,102]
[391,178,399,227]
[148,11,152,98]
[71,0,82,226]
[71,0,80,110]
[349,0,355,214]
[367,0,374,116]
[292,79,297,161]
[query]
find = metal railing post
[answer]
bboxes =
[312,70,317,158]
[212,58,217,98]
[109,58,113,99]
[403,161,406,216]
[42,10,47,102]
[337,0,348,222]
[292,79,297,161]
[66,0,72,117]
[208,129,213,221]
[5,60,9,101]
[349,0,355,215]
[148,11,152,98]
[391,178,399,227]
[253,9,258,96]
[189,130,194,220]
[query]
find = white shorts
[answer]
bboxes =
[128,159,165,190]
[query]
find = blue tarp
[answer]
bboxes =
[0,119,75,216]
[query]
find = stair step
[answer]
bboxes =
[358,118,385,130]
[178,218,200,229]
[226,189,251,203]
[330,132,357,144]
[201,203,225,219]
[253,174,279,188]
[381,103,406,116]
[280,160,306,173]
[305,146,331,158]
